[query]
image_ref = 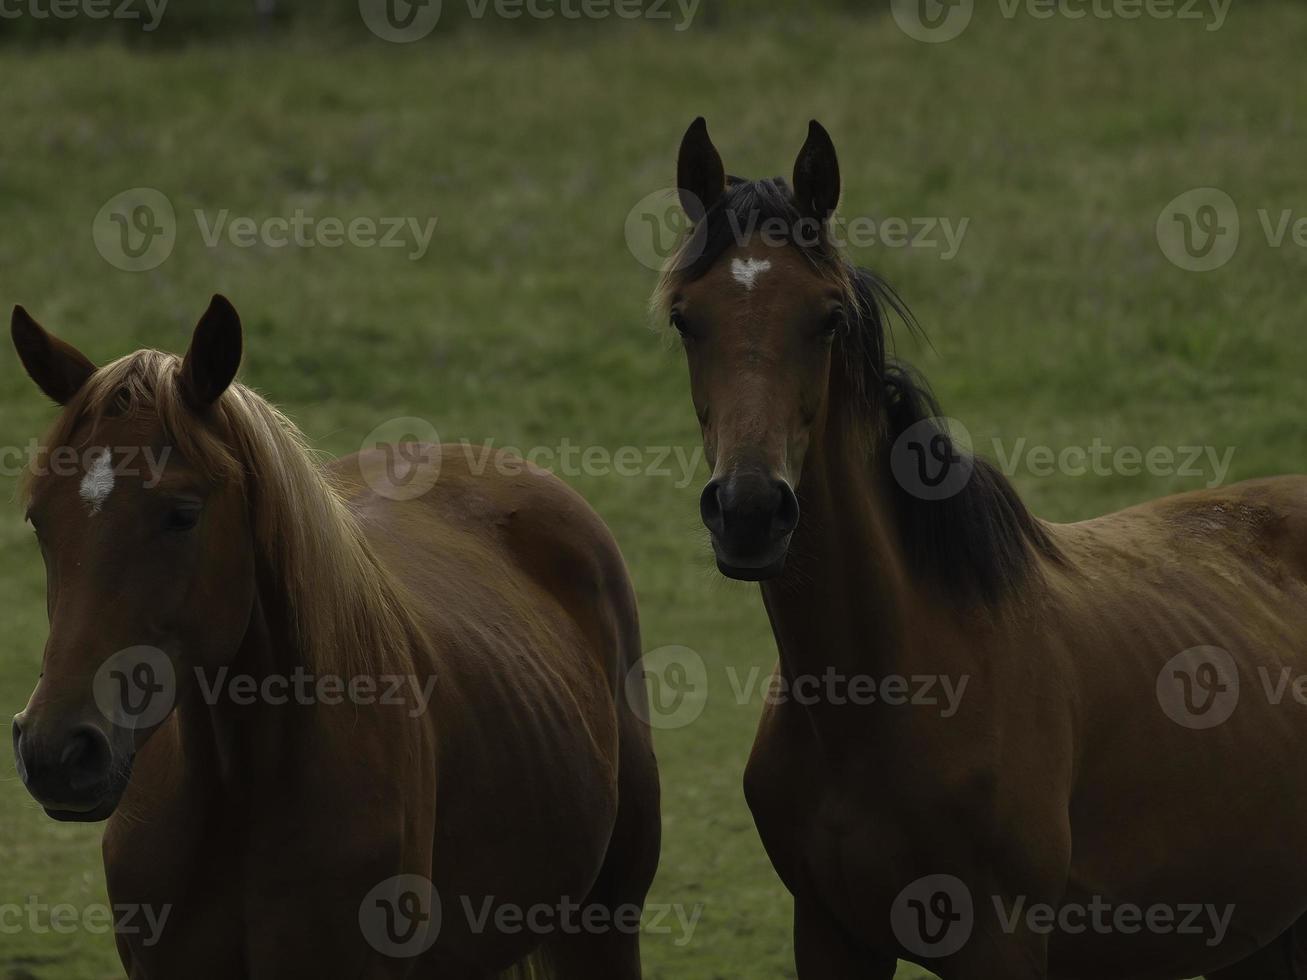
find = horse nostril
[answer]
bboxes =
[699,480,725,536]
[774,481,800,535]
[62,725,112,791]
[705,474,799,543]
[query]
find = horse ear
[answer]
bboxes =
[11,306,97,406]
[180,295,243,411]
[677,117,726,223]
[792,119,841,221]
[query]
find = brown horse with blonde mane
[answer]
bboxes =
[660,117,1307,980]
[10,296,660,979]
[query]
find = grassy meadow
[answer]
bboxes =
[2,3,1307,977]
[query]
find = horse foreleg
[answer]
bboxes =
[933,927,1049,980]
[539,709,661,980]
[793,898,895,979]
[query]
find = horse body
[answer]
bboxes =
[12,300,659,980]
[747,435,1307,979]
[104,444,657,979]
[663,118,1307,979]
[341,445,660,976]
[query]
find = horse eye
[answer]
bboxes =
[823,310,847,336]
[164,507,201,532]
[669,312,691,337]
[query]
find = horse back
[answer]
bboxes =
[1055,475,1307,581]
[332,443,641,690]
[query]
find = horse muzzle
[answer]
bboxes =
[700,470,799,581]
[12,712,129,822]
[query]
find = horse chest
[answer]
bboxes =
[746,704,902,902]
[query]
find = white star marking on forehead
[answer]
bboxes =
[731,257,773,291]
[80,450,115,515]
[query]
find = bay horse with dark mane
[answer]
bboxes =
[660,117,1307,979]
[10,297,660,979]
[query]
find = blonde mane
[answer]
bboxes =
[22,350,419,678]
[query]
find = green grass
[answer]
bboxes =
[2,5,1306,978]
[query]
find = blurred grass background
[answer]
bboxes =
[2,1,1306,978]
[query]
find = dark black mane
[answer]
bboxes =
[659,176,1060,606]
[847,268,1061,606]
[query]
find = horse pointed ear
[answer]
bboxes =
[792,119,841,221]
[677,117,726,223]
[180,295,243,411]
[11,306,97,406]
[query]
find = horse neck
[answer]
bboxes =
[174,563,325,793]
[759,377,921,738]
